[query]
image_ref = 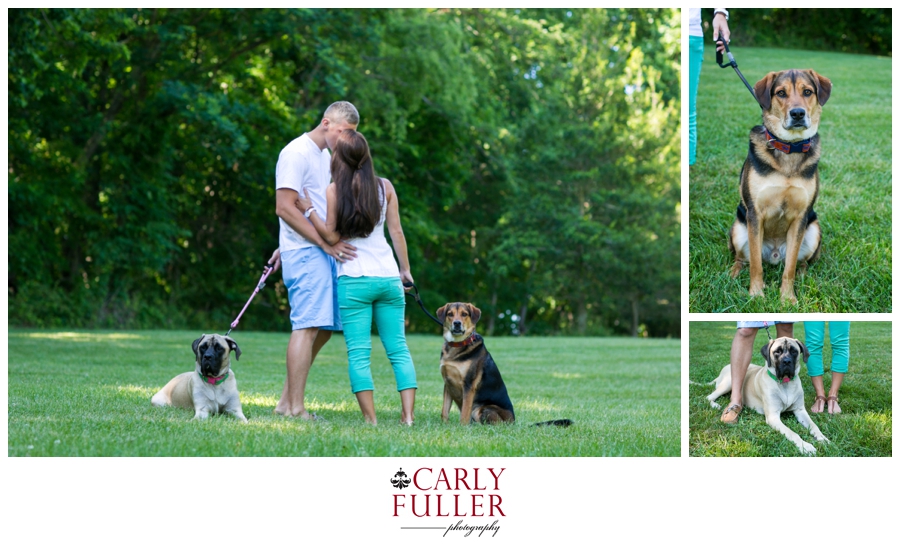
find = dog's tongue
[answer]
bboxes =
[782,376,790,384]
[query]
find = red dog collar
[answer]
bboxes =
[446,334,480,348]
[198,371,229,385]
[764,127,812,154]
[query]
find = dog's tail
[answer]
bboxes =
[533,419,573,427]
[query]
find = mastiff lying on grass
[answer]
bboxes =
[151,333,247,422]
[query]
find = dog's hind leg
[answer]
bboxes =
[706,367,733,409]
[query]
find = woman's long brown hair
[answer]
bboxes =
[330,130,383,239]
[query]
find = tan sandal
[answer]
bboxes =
[720,404,742,425]
[826,396,842,414]
[810,395,826,413]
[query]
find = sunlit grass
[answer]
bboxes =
[8,329,680,457]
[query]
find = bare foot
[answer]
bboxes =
[827,396,842,414]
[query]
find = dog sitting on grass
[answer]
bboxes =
[437,302,572,427]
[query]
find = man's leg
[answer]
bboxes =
[722,327,757,424]
[275,328,321,418]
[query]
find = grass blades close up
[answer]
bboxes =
[689,46,892,312]
[8,329,680,457]
[689,321,891,457]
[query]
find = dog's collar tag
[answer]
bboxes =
[764,128,812,154]
[446,334,480,348]
[767,369,792,384]
[199,371,229,385]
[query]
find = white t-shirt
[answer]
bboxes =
[275,133,331,252]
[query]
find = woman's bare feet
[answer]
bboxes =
[827,396,842,414]
[810,395,826,413]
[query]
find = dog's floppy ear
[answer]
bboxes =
[760,341,772,366]
[436,304,450,324]
[192,335,204,358]
[794,339,809,363]
[467,304,482,325]
[754,71,777,110]
[809,70,832,106]
[225,336,241,361]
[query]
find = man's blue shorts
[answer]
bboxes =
[736,321,794,329]
[281,247,342,331]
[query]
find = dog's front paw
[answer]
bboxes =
[799,441,817,455]
[780,290,798,305]
[748,283,765,297]
[710,401,722,410]
[816,434,829,443]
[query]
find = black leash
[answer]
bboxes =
[716,40,761,108]
[762,321,773,342]
[403,282,443,327]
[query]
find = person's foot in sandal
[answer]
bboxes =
[826,396,842,414]
[720,403,742,425]
[810,395,826,413]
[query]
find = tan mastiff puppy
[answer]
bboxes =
[728,69,832,303]
[706,336,828,454]
[151,334,247,422]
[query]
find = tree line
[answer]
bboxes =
[8,8,680,337]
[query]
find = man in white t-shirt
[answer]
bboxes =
[267,101,359,419]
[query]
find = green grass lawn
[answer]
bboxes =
[689,321,891,457]
[8,329,680,457]
[689,46,892,312]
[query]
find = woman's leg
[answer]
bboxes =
[689,35,704,166]
[372,277,417,424]
[804,321,826,412]
[338,277,377,423]
[827,322,850,414]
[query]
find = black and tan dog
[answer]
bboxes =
[151,333,248,422]
[728,69,832,303]
[437,302,571,427]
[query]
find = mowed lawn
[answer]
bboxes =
[689,321,891,457]
[8,329,680,457]
[689,46,892,312]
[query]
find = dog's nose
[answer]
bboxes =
[789,108,806,121]
[452,320,462,328]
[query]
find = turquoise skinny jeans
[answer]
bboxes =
[689,35,704,166]
[337,276,417,394]
[805,321,850,376]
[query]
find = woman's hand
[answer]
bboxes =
[400,269,414,291]
[296,188,314,215]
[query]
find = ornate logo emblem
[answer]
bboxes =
[391,468,412,489]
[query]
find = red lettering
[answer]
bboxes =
[413,468,432,490]
[473,468,486,490]
[488,467,505,490]
[411,495,430,517]
[393,494,405,517]
[435,468,450,490]
[436,493,449,517]
[471,494,484,516]
[454,494,465,516]
[490,494,505,516]
[455,468,470,490]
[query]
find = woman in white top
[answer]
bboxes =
[297,129,416,425]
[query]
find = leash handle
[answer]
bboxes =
[227,264,275,335]
[715,40,761,107]
[403,282,444,327]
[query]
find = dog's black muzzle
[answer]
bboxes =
[450,320,465,335]
[200,348,222,377]
[788,108,808,128]
[775,356,796,381]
